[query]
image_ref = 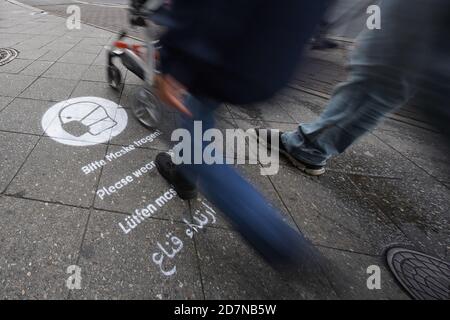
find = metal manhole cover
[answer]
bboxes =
[386,247,450,300]
[0,48,19,66]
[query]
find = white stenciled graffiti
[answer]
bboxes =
[151,202,217,276]
[42,97,128,146]
[119,188,178,234]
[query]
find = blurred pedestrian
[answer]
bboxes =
[130,0,329,269]
[256,0,450,176]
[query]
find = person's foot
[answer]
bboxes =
[254,128,326,176]
[311,38,338,50]
[155,152,198,200]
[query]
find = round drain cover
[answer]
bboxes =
[386,247,450,300]
[0,48,19,66]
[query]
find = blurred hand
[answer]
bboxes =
[154,74,192,117]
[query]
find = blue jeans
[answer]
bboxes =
[282,0,449,166]
[175,95,320,269]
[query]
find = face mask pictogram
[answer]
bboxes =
[42,97,128,147]
[59,102,119,137]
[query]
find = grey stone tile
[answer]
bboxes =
[58,51,97,65]
[15,48,49,60]
[38,50,69,62]
[71,210,203,299]
[373,123,450,182]
[350,173,450,259]
[0,195,89,299]
[94,146,190,222]
[71,44,104,55]
[6,137,106,207]
[228,100,297,123]
[71,81,121,103]
[278,88,327,117]
[42,62,89,80]
[188,161,299,232]
[119,84,140,109]
[20,60,54,77]
[318,247,410,300]
[269,168,409,255]
[328,133,419,178]
[0,74,36,97]
[91,50,108,66]
[0,98,54,135]
[0,132,38,193]
[124,70,143,86]
[274,92,323,123]
[196,227,337,299]
[19,77,78,101]
[41,43,76,53]
[109,108,170,151]
[0,59,34,74]
[77,37,112,46]
[81,64,124,83]
[0,96,14,112]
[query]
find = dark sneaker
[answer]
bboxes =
[155,152,198,200]
[254,128,326,176]
[311,38,339,50]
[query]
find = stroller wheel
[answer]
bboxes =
[107,65,122,90]
[132,87,163,128]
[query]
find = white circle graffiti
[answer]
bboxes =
[42,97,128,146]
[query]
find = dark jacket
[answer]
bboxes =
[160,0,326,104]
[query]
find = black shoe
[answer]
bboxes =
[155,152,198,200]
[311,38,338,50]
[254,128,326,176]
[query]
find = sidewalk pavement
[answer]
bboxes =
[0,0,449,299]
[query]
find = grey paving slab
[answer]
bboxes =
[109,108,171,151]
[19,77,78,101]
[318,247,410,300]
[269,167,409,255]
[328,133,420,178]
[0,33,33,47]
[119,84,140,109]
[189,163,298,232]
[41,62,89,80]
[71,80,121,103]
[58,51,97,65]
[6,137,106,207]
[350,173,450,259]
[0,98,54,135]
[20,60,53,77]
[275,90,324,123]
[41,43,76,53]
[0,73,36,97]
[77,37,113,47]
[0,96,14,112]
[195,227,337,299]
[279,87,328,115]
[374,122,450,183]
[71,210,203,299]
[124,70,143,86]
[94,146,190,222]
[15,48,49,60]
[229,100,297,124]
[14,35,58,50]
[91,49,108,66]
[0,195,89,299]
[38,50,70,62]
[0,132,38,193]
[81,64,124,83]
[0,58,34,74]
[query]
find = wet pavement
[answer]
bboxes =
[0,0,449,299]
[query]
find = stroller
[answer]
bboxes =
[106,0,169,128]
